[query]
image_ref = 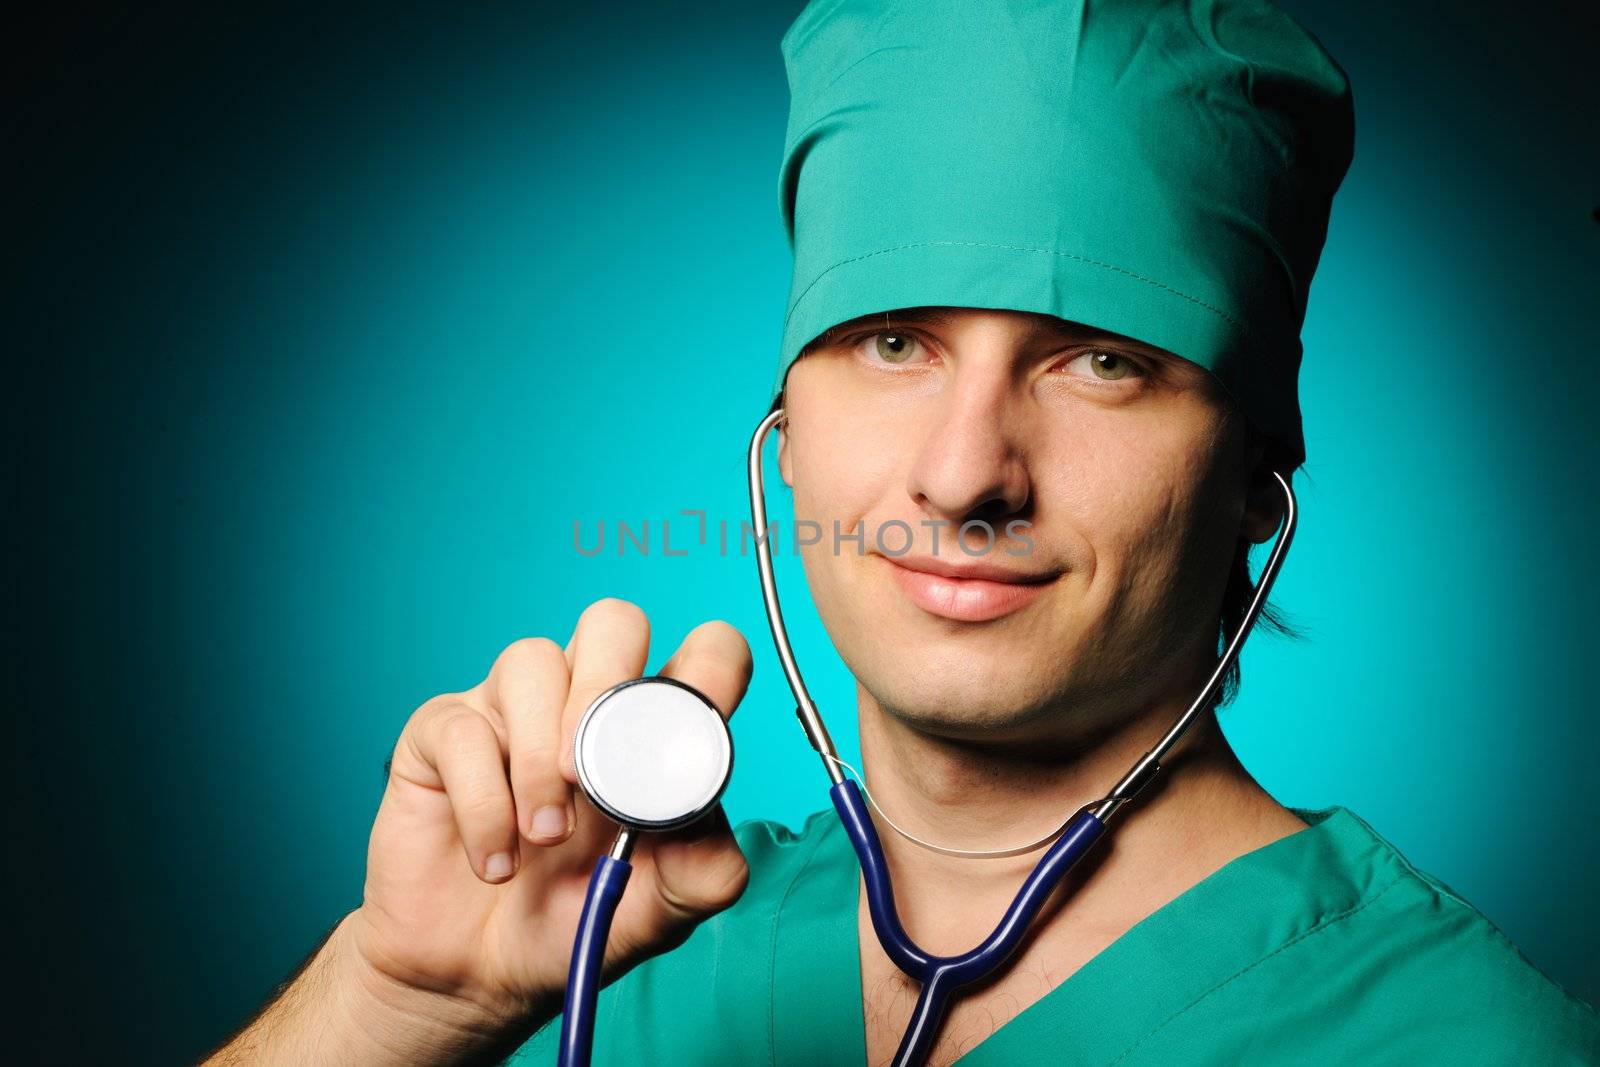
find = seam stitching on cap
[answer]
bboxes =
[784,240,1257,341]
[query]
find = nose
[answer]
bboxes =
[904,369,1031,532]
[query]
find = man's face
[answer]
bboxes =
[777,307,1270,749]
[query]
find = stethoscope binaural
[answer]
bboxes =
[559,407,1298,1067]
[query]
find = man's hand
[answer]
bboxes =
[206,599,753,1065]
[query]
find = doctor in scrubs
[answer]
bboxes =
[207,1,1600,1064]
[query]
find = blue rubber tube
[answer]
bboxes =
[557,854,633,1067]
[830,780,1108,1067]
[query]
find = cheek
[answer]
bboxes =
[785,422,900,636]
[1047,410,1237,635]
[787,397,905,532]
[791,445,880,540]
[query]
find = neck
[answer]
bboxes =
[851,677,1305,955]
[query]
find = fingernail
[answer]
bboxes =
[485,852,514,882]
[531,804,570,840]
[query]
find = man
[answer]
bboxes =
[207,1,1599,1064]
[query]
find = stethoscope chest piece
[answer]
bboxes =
[560,676,735,1066]
[573,676,733,831]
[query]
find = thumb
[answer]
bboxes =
[646,806,750,924]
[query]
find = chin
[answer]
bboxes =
[856,648,1072,742]
[815,571,1118,740]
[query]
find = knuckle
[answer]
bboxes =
[684,621,752,670]
[456,789,510,824]
[516,723,562,758]
[692,619,748,650]
[699,858,751,912]
[512,744,564,790]
[493,636,563,676]
[581,596,648,632]
[399,698,463,752]
[655,859,749,922]
[406,692,461,729]
[653,880,699,923]
[513,726,560,760]
[436,706,491,749]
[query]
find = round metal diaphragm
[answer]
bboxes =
[573,677,733,831]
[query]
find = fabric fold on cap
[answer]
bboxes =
[775,0,1355,467]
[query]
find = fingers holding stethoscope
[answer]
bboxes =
[393,696,522,885]
[654,619,754,726]
[478,597,654,865]
[495,598,751,847]
[487,635,578,847]
[396,599,752,894]
[558,598,654,784]
[359,598,756,1057]
[620,619,753,926]
[588,616,754,952]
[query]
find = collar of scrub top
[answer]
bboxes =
[746,407,1299,1067]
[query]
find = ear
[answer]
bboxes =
[776,419,794,489]
[1241,439,1287,545]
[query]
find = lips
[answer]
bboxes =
[882,554,1060,623]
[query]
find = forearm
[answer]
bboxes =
[204,913,542,1067]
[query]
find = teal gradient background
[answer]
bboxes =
[7,3,1596,1062]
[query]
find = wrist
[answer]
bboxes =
[325,913,544,1066]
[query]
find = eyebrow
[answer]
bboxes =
[825,308,958,333]
[817,307,1159,351]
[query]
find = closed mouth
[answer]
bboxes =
[880,553,1062,622]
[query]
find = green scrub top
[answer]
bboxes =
[512,807,1599,1064]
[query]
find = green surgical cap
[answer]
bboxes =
[775,0,1354,467]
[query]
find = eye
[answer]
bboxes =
[851,330,930,366]
[873,331,920,364]
[1059,348,1145,382]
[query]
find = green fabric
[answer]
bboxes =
[512,806,1598,1064]
[774,0,1357,467]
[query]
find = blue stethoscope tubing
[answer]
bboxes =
[556,407,1297,1067]
[834,782,1108,1065]
[558,840,633,1067]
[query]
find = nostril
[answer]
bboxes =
[967,493,1029,528]
[947,496,1031,555]
[968,497,1011,523]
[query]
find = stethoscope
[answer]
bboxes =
[559,407,1297,1067]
